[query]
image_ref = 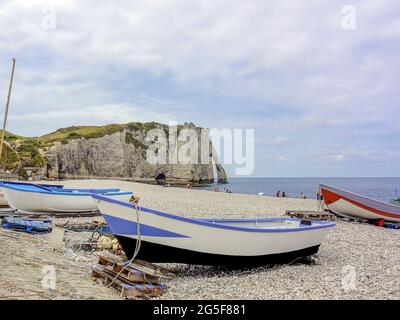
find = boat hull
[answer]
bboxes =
[0,181,64,207]
[116,235,320,266]
[320,184,400,222]
[2,186,132,214]
[93,195,335,266]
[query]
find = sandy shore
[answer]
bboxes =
[1,179,400,300]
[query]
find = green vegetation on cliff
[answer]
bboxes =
[16,138,46,167]
[40,124,126,142]
[41,122,167,142]
[125,132,147,149]
[0,142,19,169]
[0,131,45,173]
[0,122,168,172]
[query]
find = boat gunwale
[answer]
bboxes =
[1,180,64,189]
[57,188,121,193]
[0,183,132,197]
[0,180,64,189]
[94,194,336,233]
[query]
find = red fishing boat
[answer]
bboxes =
[319,184,400,222]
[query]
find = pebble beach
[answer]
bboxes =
[1,179,399,300]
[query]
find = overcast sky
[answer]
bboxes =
[0,0,399,177]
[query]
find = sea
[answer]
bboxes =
[200,177,400,203]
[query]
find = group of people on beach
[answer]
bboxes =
[276,191,307,199]
[276,191,287,198]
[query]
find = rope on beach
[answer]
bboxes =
[106,202,142,288]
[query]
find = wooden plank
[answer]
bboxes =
[285,210,336,221]
[98,254,175,279]
[91,267,166,298]
[104,264,159,284]
[129,259,176,279]
[98,254,126,266]
[98,254,162,283]
[121,283,165,298]
[50,211,101,218]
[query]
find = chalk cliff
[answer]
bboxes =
[43,122,228,185]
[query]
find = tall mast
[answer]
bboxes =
[0,58,16,167]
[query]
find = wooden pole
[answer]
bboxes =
[0,58,16,167]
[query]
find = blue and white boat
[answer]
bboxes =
[0,182,132,214]
[0,181,65,206]
[93,194,335,266]
[0,181,123,207]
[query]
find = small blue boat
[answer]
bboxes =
[0,182,132,214]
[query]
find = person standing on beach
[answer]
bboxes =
[155,172,166,186]
[276,191,281,197]
[282,191,286,198]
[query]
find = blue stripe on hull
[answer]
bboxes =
[102,214,190,238]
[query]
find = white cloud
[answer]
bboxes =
[266,155,287,161]
[262,136,290,147]
[9,103,173,135]
[2,1,399,120]
[325,154,346,162]
[270,136,289,146]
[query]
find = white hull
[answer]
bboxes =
[2,187,132,214]
[326,199,387,220]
